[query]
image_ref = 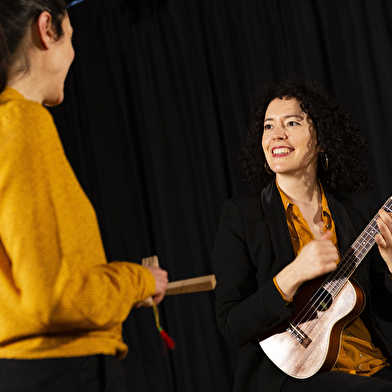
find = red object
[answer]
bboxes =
[159,327,176,350]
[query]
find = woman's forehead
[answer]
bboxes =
[265,97,303,119]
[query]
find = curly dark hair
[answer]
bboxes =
[239,78,371,193]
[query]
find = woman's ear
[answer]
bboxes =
[36,11,55,50]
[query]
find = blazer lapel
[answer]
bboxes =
[261,182,358,272]
[325,191,356,255]
[261,181,295,271]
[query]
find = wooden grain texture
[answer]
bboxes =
[259,279,364,379]
[165,275,216,295]
[135,256,216,307]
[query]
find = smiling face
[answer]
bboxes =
[262,97,319,180]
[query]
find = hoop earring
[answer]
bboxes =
[321,152,329,171]
[264,162,273,174]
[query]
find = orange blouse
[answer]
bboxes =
[274,182,388,376]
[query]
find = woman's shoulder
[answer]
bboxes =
[220,192,264,224]
[326,187,376,225]
[0,92,52,125]
[223,191,261,208]
[0,90,55,145]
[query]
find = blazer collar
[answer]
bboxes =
[260,181,356,270]
[325,191,356,255]
[260,180,295,271]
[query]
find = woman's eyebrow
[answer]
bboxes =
[264,114,304,123]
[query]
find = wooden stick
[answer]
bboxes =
[142,255,159,268]
[135,256,216,307]
[165,275,216,295]
[136,256,160,307]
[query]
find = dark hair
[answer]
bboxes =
[0,0,68,93]
[239,78,371,193]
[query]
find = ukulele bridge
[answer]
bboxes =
[287,323,312,348]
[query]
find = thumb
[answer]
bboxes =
[319,229,333,241]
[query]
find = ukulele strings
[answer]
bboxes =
[294,203,391,334]
[289,219,376,336]
[292,201,392,334]
[324,201,392,298]
[297,208,388,336]
[269,200,391,357]
[288,199,392,337]
[286,217,377,332]
[324,219,378,295]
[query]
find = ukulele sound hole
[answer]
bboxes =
[312,288,333,312]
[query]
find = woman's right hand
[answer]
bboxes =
[147,267,169,305]
[275,230,338,301]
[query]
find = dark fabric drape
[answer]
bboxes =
[48,1,392,391]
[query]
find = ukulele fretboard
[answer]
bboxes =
[324,197,392,296]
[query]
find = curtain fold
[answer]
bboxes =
[49,1,392,390]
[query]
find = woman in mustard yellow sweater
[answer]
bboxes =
[0,1,168,391]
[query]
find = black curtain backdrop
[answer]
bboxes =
[48,1,392,391]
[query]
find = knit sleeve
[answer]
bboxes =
[0,99,155,334]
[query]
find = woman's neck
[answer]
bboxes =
[7,45,47,104]
[277,172,325,239]
[7,72,45,104]
[276,172,320,206]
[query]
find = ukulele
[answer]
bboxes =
[259,197,392,379]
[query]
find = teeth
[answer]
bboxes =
[273,148,292,155]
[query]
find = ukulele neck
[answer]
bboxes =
[323,197,392,296]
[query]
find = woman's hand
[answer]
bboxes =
[147,267,169,305]
[375,209,392,273]
[275,230,338,301]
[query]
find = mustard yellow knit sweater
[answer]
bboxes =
[0,87,155,360]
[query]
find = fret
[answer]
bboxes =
[323,197,392,296]
[259,197,392,380]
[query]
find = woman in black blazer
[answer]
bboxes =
[213,79,392,392]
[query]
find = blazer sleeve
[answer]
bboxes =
[338,190,392,322]
[366,193,392,320]
[212,198,293,348]
[367,248,392,322]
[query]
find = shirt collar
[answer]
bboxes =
[276,179,331,217]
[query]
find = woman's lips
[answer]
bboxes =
[272,147,294,157]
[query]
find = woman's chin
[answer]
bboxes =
[43,93,64,107]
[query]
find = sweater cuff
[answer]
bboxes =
[129,263,156,303]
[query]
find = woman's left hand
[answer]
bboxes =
[376,209,392,272]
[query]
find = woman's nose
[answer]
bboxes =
[272,125,287,140]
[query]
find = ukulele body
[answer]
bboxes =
[259,278,365,379]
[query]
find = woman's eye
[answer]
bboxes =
[287,121,299,127]
[264,124,273,131]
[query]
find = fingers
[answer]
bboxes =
[376,211,392,271]
[147,267,169,305]
[317,230,338,263]
[313,231,338,264]
[376,210,392,247]
[153,292,165,305]
[277,233,338,299]
[319,229,333,241]
[294,233,338,283]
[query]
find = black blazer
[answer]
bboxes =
[212,181,392,392]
